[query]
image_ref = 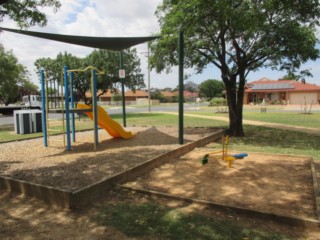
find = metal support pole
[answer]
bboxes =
[120,50,126,127]
[178,30,184,145]
[70,72,76,142]
[147,45,151,112]
[64,66,71,150]
[93,69,98,149]
[40,69,47,147]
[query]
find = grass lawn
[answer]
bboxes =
[190,109,320,129]
[243,112,320,128]
[97,201,292,240]
[228,125,320,160]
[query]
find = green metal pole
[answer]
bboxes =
[179,31,184,145]
[120,50,126,127]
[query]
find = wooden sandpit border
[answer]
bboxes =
[0,130,226,209]
[120,154,320,229]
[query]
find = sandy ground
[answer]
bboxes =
[124,147,317,219]
[0,126,215,190]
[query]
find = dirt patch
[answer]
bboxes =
[0,127,217,191]
[1,186,320,240]
[124,146,317,220]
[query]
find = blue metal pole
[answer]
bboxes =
[40,69,47,147]
[70,72,76,142]
[64,66,71,150]
[93,69,98,147]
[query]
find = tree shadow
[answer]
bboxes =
[0,161,22,173]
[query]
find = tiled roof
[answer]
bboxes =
[161,91,176,97]
[246,78,320,92]
[125,90,148,97]
[171,91,199,97]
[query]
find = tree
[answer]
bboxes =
[150,89,167,103]
[35,49,145,104]
[150,0,320,136]
[18,77,39,97]
[86,48,145,94]
[0,0,61,28]
[0,44,30,105]
[184,80,198,93]
[199,79,224,99]
[281,70,312,83]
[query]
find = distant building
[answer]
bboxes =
[244,78,320,105]
[85,89,199,103]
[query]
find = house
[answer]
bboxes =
[124,90,148,101]
[86,90,148,102]
[244,78,320,105]
[161,91,177,102]
[171,91,199,102]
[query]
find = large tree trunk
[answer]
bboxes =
[223,75,245,137]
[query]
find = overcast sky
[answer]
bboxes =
[0,0,319,90]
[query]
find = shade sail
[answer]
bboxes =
[0,27,159,51]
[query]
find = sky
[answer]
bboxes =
[0,0,319,90]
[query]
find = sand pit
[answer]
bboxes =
[124,146,318,221]
[0,127,218,191]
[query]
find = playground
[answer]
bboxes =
[0,126,218,191]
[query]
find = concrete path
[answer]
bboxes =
[162,112,320,136]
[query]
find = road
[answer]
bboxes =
[0,103,204,126]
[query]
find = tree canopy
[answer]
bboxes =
[183,80,198,93]
[199,79,224,99]
[150,0,320,136]
[35,49,145,104]
[0,44,37,105]
[0,0,61,28]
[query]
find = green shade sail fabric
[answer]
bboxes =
[0,27,159,50]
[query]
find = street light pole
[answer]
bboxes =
[141,43,151,112]
[147,46,151,112]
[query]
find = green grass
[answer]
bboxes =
[192,108,320,129]
[242,112,320,128]
[228,125,320,160]
[111,113,228,128]
[97,203,291,240]
[0,119,94,142]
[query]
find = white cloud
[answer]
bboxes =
[0,0,319,90]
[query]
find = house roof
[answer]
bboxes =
[125,90,148,97]
[171,91,199,97]
[161,91,176,97]
[246,78,320,93]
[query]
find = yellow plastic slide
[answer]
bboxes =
[77,103,135,139]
